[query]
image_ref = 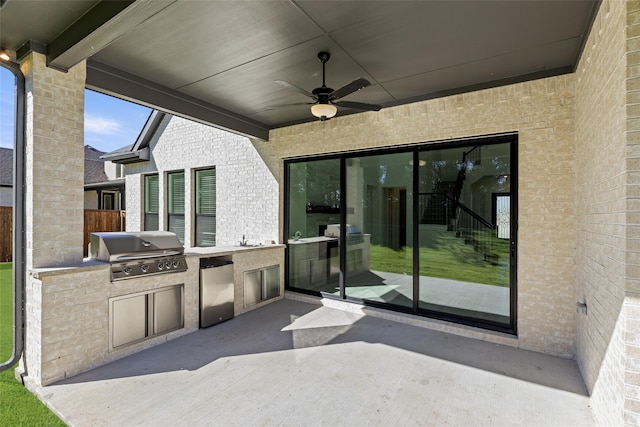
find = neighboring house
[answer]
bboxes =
[0,145,124,209]
[0,147,12,207]
[102,111,278,247]
[83,145,125,210]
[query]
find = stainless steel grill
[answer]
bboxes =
[90,231,187,281]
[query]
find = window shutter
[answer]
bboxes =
[168,172,185,214]
[196,168,216,214]
[195,168,216,247]
[145,175,159,213]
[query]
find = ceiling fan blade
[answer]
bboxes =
[275,80,315,98]
[329,78,371,100]
[334,100,382,112]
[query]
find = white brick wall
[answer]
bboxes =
[574,0,636,424]
[125,115,279,247]
[22,52,85,269]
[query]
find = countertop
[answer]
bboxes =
[31,244,286,278]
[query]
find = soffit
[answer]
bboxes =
[0,0,599,139]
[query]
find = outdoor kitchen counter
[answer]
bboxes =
[184,243,285,256]
[25,244,285,387]
[185,244,286,317]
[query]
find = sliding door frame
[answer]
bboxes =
[283,133,518,334]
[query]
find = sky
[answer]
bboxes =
[0,66,152,153]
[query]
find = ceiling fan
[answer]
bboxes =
[275,51,382,121]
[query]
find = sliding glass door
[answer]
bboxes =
[287,158,341,294]
[285,136,516,332]
[344,153,413,309]
[417,143,512,325]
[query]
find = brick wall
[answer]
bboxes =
[626,1,640,424]
[574,0,633,424]
[22,52,85,269]
[20,52,87,386]
[261,74,577,357]
[125,115,279,247]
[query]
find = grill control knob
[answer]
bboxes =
[165,262,171,269]
[158,263,164,270]
[140,264,149,273]
[172,261,179,269]
[123,267,132,275]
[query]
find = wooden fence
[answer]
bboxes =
[83,209,126,256]
[0,207,126,262]
[0,207,11,262]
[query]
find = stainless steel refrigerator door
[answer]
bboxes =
[200,263,234,327]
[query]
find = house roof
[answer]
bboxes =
[84,145,109,185]
[0,145,117,187]
[0,147,12,186]
[1,1,601,140]
[101,110,165,164]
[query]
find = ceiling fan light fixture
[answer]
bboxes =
[311,103,337,120]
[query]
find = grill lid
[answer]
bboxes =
[90,231,184,262]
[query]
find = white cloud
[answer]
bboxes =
[84,114,122,135]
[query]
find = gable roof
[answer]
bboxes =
[101,110,164,164]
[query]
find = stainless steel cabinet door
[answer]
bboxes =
[111,294,147,348]
[244,269,262,307]
[264,265,280,300]
[154,286,183,334]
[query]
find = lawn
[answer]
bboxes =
[0,262,66,426]
[369,226,510,287]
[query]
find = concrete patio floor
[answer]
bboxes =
[33,297,594,426]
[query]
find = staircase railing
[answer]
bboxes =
[418,192,499,264]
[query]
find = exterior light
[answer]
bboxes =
[0,47,11,62]
[311,103,337,120]
[409,160,427,166]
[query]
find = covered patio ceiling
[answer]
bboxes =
[1,0,600,140]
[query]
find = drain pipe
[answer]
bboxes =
[0,59,26,375]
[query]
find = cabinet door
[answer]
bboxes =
[264,265,280,299]
[244,270,262,306]
[154,286,183,335]
[112,294,147,348]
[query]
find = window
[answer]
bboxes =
[195,168,216,246]
[144,174,159,231]
[167,171,185,243]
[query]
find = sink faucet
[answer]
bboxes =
[240,234,248,246]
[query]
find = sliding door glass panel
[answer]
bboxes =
[344,153,413,308]
[287,159,341,293]
[418,143,511,324]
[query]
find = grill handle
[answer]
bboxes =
[115,250,182,260]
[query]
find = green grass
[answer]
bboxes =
[0,262,66,426]
[369,227,510,287]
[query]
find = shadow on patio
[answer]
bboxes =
[38,298,593,426]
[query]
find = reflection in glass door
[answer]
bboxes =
[287,159,341,294]
[344,153,413,308]
[418,143,511,325]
